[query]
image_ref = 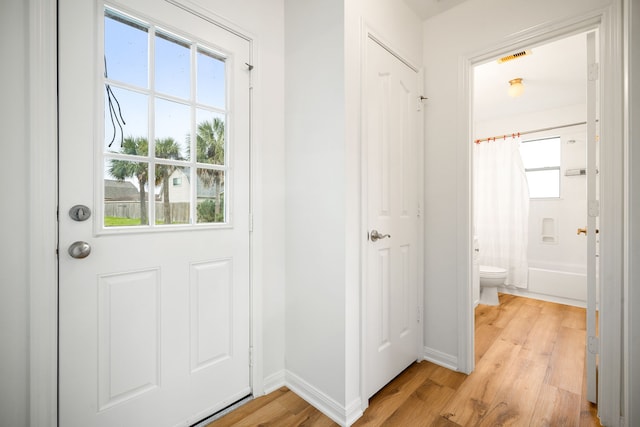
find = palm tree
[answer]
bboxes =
[155,137,183,224]
[189,118,225,221]
[108,136,149,224]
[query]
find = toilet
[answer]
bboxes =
[479,265,507,305]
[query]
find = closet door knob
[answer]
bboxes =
[369,230,391,242]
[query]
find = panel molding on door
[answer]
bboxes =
[98,269,160,411]
[190,259,233,373]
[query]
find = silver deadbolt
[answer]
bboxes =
[369,229,391,242]
[68,241,91,259]
[69,205,91,221]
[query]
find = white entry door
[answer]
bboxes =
[364,36,421,399]
[58,1,251,426]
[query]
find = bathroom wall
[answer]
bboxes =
[475,103,590,305]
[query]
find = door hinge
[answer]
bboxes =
[588,63,599,81]
[588,200,600,217]
[417,306,421,323]
[588,336,599,354]
[417,95,427,112]
[249,347,254,367]
[249,213,254,232]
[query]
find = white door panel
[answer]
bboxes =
[586,30,598,404]
[365,37,420,399]
[58,1,251,425]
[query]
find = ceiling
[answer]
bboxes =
[473,32,589,122]
[403,0,469,19]
[401,1,590,124]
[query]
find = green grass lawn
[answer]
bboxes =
[104,216,190,226]
[104,216,143,226]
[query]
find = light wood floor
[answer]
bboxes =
[206,294,601,426]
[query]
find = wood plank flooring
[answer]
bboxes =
[206,294,601,426]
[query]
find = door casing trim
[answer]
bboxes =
[28,0,58,425]
[460,5,623,424]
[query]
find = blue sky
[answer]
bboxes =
[104,9,226,160]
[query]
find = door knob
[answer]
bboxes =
[369,229,391,242]
[577,227,599,235]
[68,241,91,259]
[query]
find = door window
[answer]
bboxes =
[103,7,228,228]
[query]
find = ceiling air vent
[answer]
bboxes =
[497,49,532,64]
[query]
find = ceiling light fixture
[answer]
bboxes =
[508,78,524,97]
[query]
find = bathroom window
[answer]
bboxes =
[519,136,561,198]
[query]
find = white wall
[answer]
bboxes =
[0,0,29,425]
[284,0,421,421]
[422,0,614,366]
[284,0,348,408]
[475,105,589,303]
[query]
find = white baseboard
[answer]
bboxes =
[498,287,588,308]
[262,370,286,395]
[284,370,362,427]
[422,346,458,371]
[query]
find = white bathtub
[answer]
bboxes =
[500,261,593,307]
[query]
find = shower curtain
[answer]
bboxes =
[474,136,529,288]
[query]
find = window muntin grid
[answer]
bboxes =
[103,7,229,228]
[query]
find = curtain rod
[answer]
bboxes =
[474,121,588,144]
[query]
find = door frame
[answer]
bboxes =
[460,5,623,424]
[359,24,425,411]
[27,1,263,425]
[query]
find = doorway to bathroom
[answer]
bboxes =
[471,29,599,403]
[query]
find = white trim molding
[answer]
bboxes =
[422,346,458,371]
[285,370,363,427]
[28,0,58,426]
[262,370,286,395]
[623,0,640,425]
[597,3,625,425]
[457,51,474,375]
